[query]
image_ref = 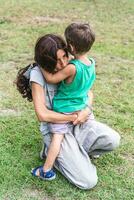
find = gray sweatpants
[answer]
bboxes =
[43,120,120,190]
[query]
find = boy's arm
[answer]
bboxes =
[41,64,76,84]
[73,90,94,125]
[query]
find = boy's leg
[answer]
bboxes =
[74,120,120,156]
[43,133,64,171]
[32,133,64,180]
[43,122,70,171]
[44,131,98,190]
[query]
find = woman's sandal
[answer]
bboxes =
[31,166,56,181]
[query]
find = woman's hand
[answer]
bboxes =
[73,107,91,125]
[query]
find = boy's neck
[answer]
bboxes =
[75,53,87,60]
[74,53,91,65]
[74,53,89,63]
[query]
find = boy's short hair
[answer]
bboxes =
[65,22,95,54]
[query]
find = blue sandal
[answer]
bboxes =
[31,166,56,181]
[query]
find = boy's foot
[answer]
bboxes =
[31,166,56,181]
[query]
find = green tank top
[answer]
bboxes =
[53,57,96,112]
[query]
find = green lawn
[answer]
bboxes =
[0,0,134,199]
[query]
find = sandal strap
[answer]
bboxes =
[39,166,45,178]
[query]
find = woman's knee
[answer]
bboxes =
[79,172,98,190]
[74,164,98,190]
[107,131,121,150]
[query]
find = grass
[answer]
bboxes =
[0,0,134,199]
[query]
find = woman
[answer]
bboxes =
[16,34,120,189]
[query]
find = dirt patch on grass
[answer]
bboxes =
[0,17,11,24]
[5,15,67,26]
[0,61,17,71]
[22,188,56,200]
[0,91,7,100]
[121,153,134,163]
[31,16,62,24]
[0,109,20,117]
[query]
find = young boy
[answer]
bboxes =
[32,23,96,180]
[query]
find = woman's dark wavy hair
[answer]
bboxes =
[15,63,36,102]
[34,34,68,73]
[15,34,68,102]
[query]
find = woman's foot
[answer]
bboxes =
[31,166,56,181]
[90,155,100,159]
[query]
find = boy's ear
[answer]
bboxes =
[68,43,75,55]
[70,44,74,53]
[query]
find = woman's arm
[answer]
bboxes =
[41,64,76,84]
[31,82,77,123]
[88,90,94,106]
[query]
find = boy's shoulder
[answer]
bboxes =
[69,58,78,65]
[69,57,95,67]
[88,57,95,65]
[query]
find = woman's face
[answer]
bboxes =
[55,49,68,71]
